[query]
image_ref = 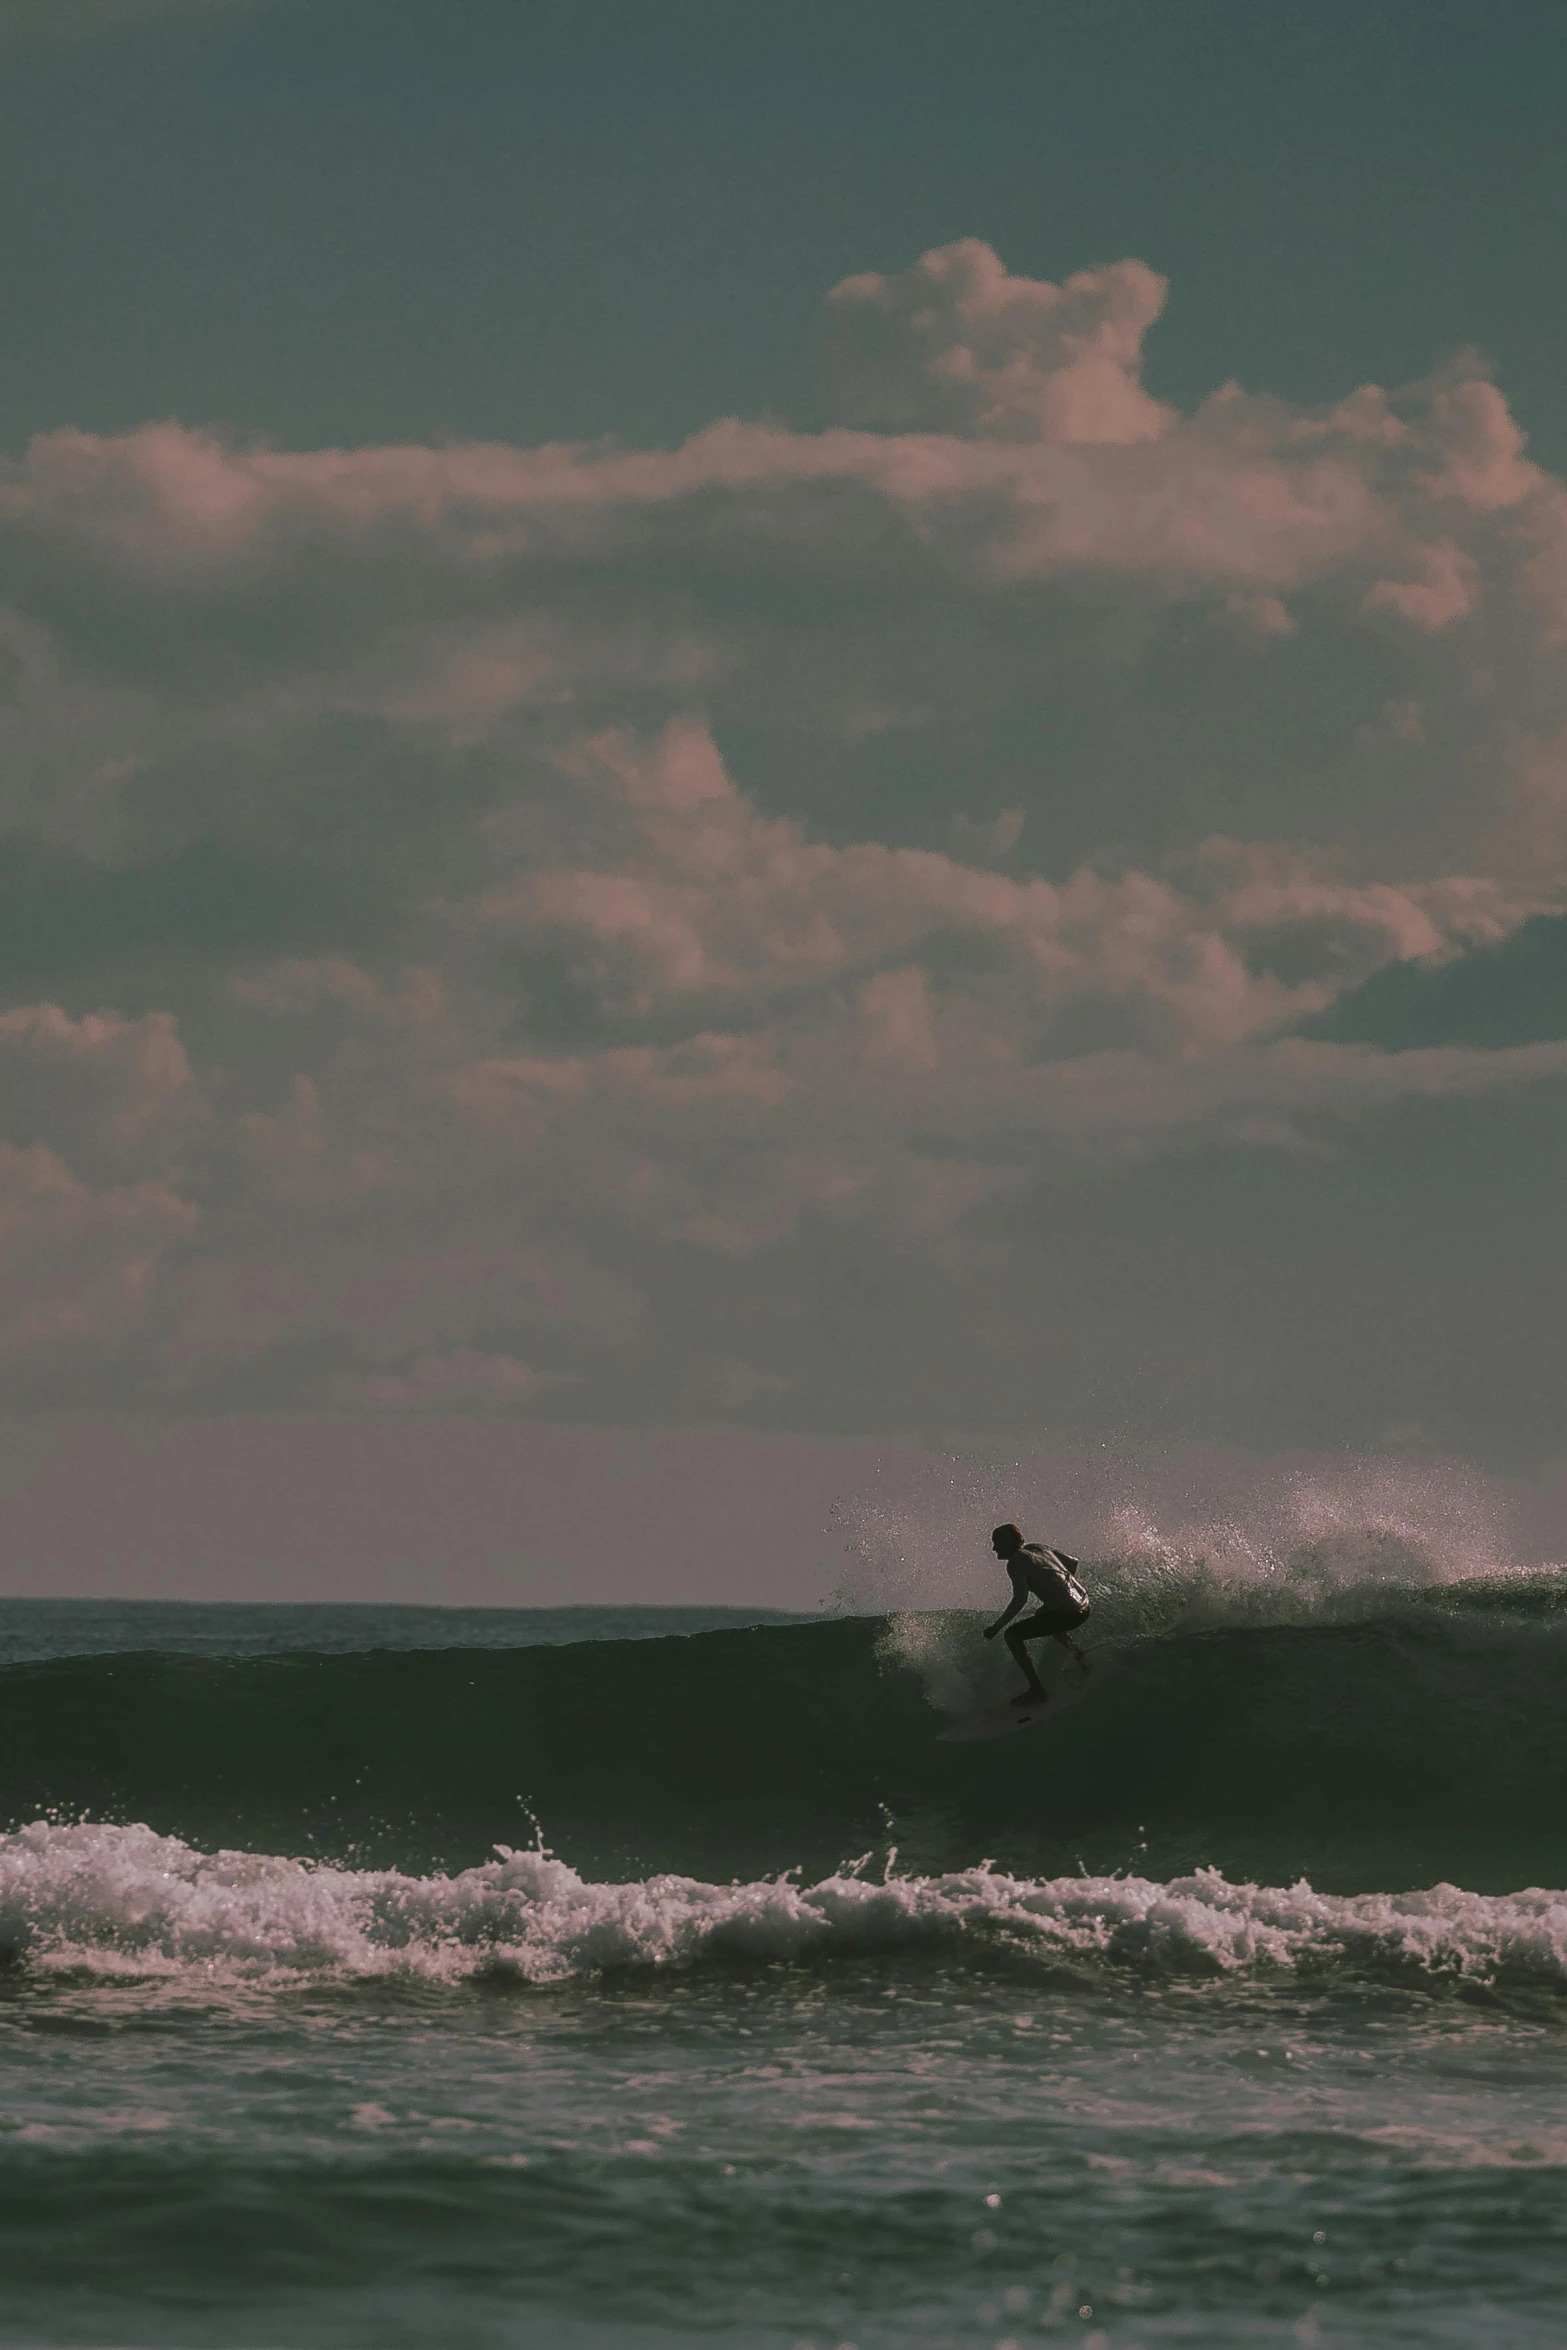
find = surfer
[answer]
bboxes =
[983,1523,1092,1706]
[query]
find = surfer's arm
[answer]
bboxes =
[983,1566,1029,1640]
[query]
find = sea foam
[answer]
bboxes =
[4,1821,1567,1991]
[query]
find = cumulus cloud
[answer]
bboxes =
[468,720,1524,1063]
[0,1145,193,1393]
[6,301,1565,897]
[1363,539,1480,630]
[4,239,1567,1443]
[0,1006,195,1176]
[817,238,1172,444]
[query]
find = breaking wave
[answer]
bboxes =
[833,1448,1543,1633]
[3,1575,1567,1895]
[5,1821,1567,1995]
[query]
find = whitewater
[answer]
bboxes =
[11,1826,1567,1993]
[3,1577,1567,2349]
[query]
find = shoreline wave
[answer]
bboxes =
[4,1821,1567,1994]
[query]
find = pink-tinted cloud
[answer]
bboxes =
[0,1005,193,1172]
[0,1144,193,1385]
[2,240,1567,1430]
[818,238,1172,444]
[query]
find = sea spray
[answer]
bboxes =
[835,1448,1524,1637]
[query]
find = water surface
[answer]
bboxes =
[2,1590,1564,2347]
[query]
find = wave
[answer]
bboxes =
[3,1591,1567,1891]
[4,1821,1567,1996]
[834,1453,1556,1631]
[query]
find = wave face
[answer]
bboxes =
[4,1592,1567,1896]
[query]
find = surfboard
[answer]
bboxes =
[938,1698,1053,1742]
[936,1667,1096,1743]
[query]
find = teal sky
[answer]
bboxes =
[5,0,1567,461]
[5,0,1567,1597]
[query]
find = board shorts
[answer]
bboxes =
[1010,1599,1090,1638]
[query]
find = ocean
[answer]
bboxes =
[2,1575,1567,2350]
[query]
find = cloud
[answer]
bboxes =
[817,238,1172,444]
[1309,911,1567,1051]
[324,1348,550,1413]
[6,304,1565,898]
[0,1144,193,1392]
[0,1003,195,1177]
[1363,539,1480,631]
[4,239,1567,1448]
[471,720,1522,1056]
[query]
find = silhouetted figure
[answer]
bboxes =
[983,1522,1092,1705]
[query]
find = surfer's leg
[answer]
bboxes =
[1004,1616,1051,1702]
[1051,1604,1093,1673]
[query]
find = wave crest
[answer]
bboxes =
[833,1452,1533,1637]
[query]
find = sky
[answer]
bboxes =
[3,0,1567,1599]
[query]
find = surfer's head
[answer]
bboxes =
[990,1522,1024,1558]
